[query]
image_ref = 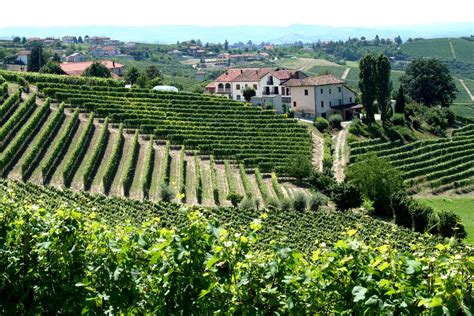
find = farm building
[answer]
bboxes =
[282,74,358,119]
[15,51,30,65]
[64,52,86,62]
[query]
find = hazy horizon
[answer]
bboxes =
[1,0,473,28]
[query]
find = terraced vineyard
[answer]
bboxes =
[35,82,312,174]
[350,131,474,193]
[0,77,311,207]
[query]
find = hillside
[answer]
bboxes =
[349,129,474,194]
[401,38,474,64]
[0,74,312,207]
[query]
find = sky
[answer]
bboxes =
[0,0,473,28]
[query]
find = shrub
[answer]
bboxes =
[331,182,363,211]
[308,170,336,196]
[392,113,406,126]
[314,117,329,133]
[280,198,292,211]
[309,192,328,211]
[383,125,404,142]
[437,210,467,239]
[349,118,369,137]
[227,192,244,207]
[392,125,416,142]
[411,116,422,130]
[411,203,434,233]
[159,183,175,202]
[391,192,414,229]
[328,114,342,129]
[265,197,280,209]
[292,192,308,211]
[239,198,255,209]
[347,154,404,217]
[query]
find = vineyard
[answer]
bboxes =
[349,130,474,193]
[1,178,472,314]
[0,179,446,253]
[0,74,311,207]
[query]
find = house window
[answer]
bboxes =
[304,89,308,96]
[236,95,241,100]
[253,84,257,90]
[286,88,290,96]
[320,88,323,94]
[329,88,332,94]
[245,84,248,88]
[293,101,297,107]
[329,101,332,106]
[322,112,327,118]
[273,87,279,94]
[350,97,353,103]
[338,99,342,105]
[338,87,341,93]
[236,84,241,90]
[321,101,324,108]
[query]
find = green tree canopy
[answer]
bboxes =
[401,58,457,107]
[39,60,65,75]
[125,66,140,84]
[242,87,256,102]
[376,54,392,123]
[82,61,111,78]
[27,45,46,72]
[394,85,406,113]
[358,54,377,125]
[145,65,161,80]
[347,154,404,217]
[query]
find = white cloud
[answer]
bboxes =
[1,0,473,27]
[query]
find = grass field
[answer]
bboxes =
[454,79,473,104]
[275,57,339,70]
[417,196,474,245]
[305,65,346,77]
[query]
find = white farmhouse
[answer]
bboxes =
[282,74,359,120]
[16,51,30,65]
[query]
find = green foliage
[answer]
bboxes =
[0,192,471,314]
[194,154,203,203]
[376,54,393,122]
[40,108,79,182]
[348,154,404,216]
[124,66,140,84]
[0,96,48,173]
[242,87,256,102]
[102,123,124,193]
[27,44,46,72]
[292,192,307,211]
[83,117,109,189]
[437,210,467,239]
[239,164,253,199]
[0,93,36,143]
[39,60,65,75]
[359,54,377,124]
[123,129,140,195]
[142,135,154,198]
[411,203,435,233]
[210,156,220,204]
[394,85,406,113]
[160,141,170,185]
[328,113,342,129]
[177,146,186,198]
[309,192,328,211]
[287,154,313,180]
[82,61,112,78]
[224,160,237,194]
[62,113,95,186]
[20,102,64,178]
[331,182,363,211]
[159,183,175,202]
[314,117,329,133]
[36,80,311,176]
[271,172,284,200]
[255,168,270,204]
[391,192,414,228]
[226,192,244,207]
[401,58,457,107]
[392,113,406,126]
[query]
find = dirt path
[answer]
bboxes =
[459,79,474,102]
[341,67,350,80]
[311,132,324,172]
[333,122,351,183]
[448,39,457,60]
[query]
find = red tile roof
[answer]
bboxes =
[60,60,123,76]
[282,74,345,87]
[213,68,301,83]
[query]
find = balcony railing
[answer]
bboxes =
[217,89,231,94]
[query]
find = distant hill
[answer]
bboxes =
[0,23,472,44]
[401,38,474,64]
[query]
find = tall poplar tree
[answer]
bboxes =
[358,54,377,125]
[376,54,392,123]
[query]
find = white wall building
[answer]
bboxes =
[282,75,358,119]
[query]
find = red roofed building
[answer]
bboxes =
[282,74,358,119]
[60,60,124,77]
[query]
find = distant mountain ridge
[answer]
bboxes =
[0,23,472,44]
